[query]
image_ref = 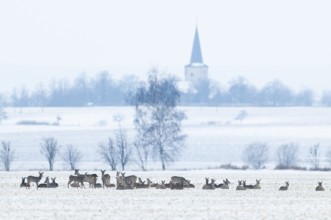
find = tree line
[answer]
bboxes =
[1,72,331,107]
[0,70,187,171]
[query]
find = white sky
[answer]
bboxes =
[0,0,330,93]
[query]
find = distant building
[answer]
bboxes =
[185,27,208,86]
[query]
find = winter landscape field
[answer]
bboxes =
[1,170,331,220]
[1,106,331,170]
[1,107,331,219]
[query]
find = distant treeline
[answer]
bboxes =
[1,72,331,107]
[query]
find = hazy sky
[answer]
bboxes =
[0,0,330,93]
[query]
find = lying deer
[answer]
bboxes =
[37,177,50,189]
[316,182,325,191]
[171,180,184,190]
[236,180,246,190]
[279,181,289,191]
[219,179,230,189]
[49,178,58,188]
[202,178,216,190]
[20,177,30,188]
[155,180,166,189]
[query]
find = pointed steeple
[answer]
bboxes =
[190,27,203,63]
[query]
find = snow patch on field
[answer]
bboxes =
[1,170,331,220]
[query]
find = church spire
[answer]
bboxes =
[190,27,203,63]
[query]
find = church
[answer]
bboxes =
[185,27,209,86]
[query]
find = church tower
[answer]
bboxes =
[185,27,208,86]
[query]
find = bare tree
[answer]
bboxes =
[243,142,269,169]
[132,70,186,170]
[114,115,132,171]
[276,143,299,169]
[40,137,60,171]
[307,144,320,170]
[0,141,15,171]
[99,138,118,171]
[62,145,82,170]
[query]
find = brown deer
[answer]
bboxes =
[171,180,184,190]
[37,177,50,189]
[279,181,289,191]
[236,180,246,190]
[20,177,30,188]
[219,179,230,189]
[118,172,137,189]
[27,172,43,189]
[49,178,58,188]
[100,170,111,188]
[67,169,85,188]
[243,180,254,189]
[253,179,261,189]
[202,178,216,190]
[316,182,325,191]
[155,180,166,189]
[170,176,191,188]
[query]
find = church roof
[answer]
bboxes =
[190,27,204,64]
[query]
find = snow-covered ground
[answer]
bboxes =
[1,170,331,220]
[1,107,331,170]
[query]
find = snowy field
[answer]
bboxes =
[1,170,331,220]
[1,107,331,170]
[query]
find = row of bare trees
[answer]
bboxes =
[243,142,331,170]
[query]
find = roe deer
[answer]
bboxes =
[101,170,111,188]
[75,170,97,188]
[121,172,137,189]
[279,181,289,191]
[236,180,246,190]
[68,169,85,188]
[170,176,190,188]
[202,179,216,190]
[219,179,230,189]
[155,180,166,189]
[136,178,152,189]
[49,178,59,188]
[27,172,43,188]
[37,177,50,189]
[253,179,261,189]
[20,177,30,188]
[316,182,325,191]
[171,180,184,190]
[243,180,254,189]
[84,172,98,188]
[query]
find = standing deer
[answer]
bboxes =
[27,172,44,189]
[316,182,325,191]
[279,181,289,191]
[20,177,30,188]
[101,170,111,188]
[74,170,97,188]
[68,169,85,188]
[121,172,137,189]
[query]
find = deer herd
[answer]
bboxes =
[19,170,328,192]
